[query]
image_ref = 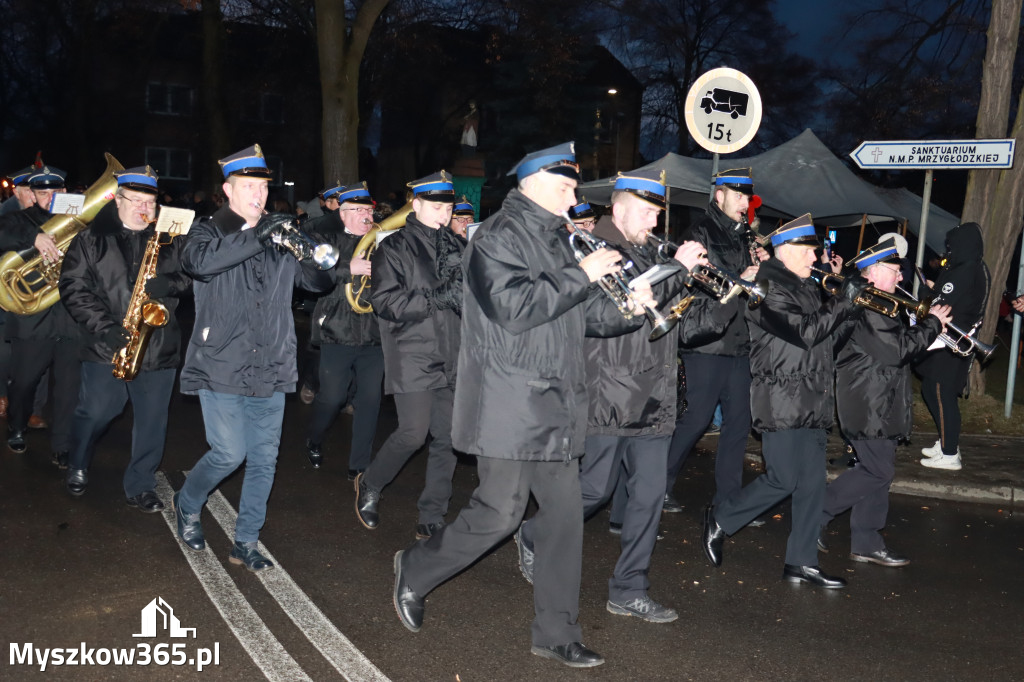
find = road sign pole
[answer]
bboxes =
[913,169,934,299]
[1005,242,1024,417]
[710,153,719,201]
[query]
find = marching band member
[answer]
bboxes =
[821,239,950,566]
[393,142,651,668]
[516,168,709,624]
[58,165,192,508]
[303,181,384,480]
[354,171,463,539]
[449,195,474,242]
[702,214,862,589]
[916,222,989,471]
[173,144,334,572]
[567,197,596,233]
[664,168,768,514]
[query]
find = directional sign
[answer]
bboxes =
[850,139,1015,169]
[684,68,762,154]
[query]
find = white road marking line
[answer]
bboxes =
[155,473,312,681]
[204,483,390,682]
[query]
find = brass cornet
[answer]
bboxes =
[810,267,929,319]
[565,213,677,342]
[896,286,996,361]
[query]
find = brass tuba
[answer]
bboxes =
[0,152,123,314]
[345,200,414,313]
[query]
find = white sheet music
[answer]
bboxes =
[155,206,196,236]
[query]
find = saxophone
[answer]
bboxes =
[111,231,172,381]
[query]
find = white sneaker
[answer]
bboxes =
[921,440,942,458]
[920,453,962,471]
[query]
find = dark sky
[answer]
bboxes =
[774,0,844,57]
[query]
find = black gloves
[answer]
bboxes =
[103,326,132,349]
[425,274,463,315]
[840,274,870,303]
[254,212,295,244]
[144,274,172,298]
[435,225,464,281]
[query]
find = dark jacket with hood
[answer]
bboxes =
[451,190,640,462]
[305,208,380,347]
[59,201,192,370]
[370,212,463,395]
[678,200,756,356]
[179,204,335,397]
[914,221,988,384]
[746,257,859,433]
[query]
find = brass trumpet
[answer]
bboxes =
[565,213,677,342]
[646,234,764,309]
[810,267,930,319]
[896,286,996,361]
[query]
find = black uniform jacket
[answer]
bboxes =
[370,213,462,395]
[678,200,755,356]
[746,257,858,433]
[584,217,731,436]
[836,311,941,440]
[305,209,380,347]
[59,202,192,370]
[915,221,988,381]
[0,204,80,340]
[451,190,641,462]
[179,205,335,398]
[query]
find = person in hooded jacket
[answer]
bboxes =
[663,168,769,513]
[821,239,950,567]
[303,181,383,480]
[702,214,864,589]
[353,171,464,540]
[58,165,192,509]
[915,221,989,471]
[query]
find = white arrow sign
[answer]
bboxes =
[850,139,1015,169]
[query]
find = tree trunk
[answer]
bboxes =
[316,0,391,185]
[960,0,1024,398]
[200,0,229,192]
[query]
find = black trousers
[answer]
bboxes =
[67,363,175,497]
[8,337,81,452]
[401,456,584,647]
[822,438,895,554]
[306,343,384,472]
[715,428,826,567]
[666,354,751,505]
[363,386,457,525]
[523,433,668,601]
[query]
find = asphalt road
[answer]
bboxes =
[2,369,1023,681]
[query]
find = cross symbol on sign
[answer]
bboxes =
[870,147,883,163]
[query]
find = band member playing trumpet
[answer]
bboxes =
[821,239,951,566]
[449,196,474,242]
[516,168,709,624]
[915,222,989,471]
[664,168,769,514]
[702,214,863,589]
[393,142,652,668]
[354,171,463,539]
[1,166,80,465]
[58,166,192,509]
[173,145,335,571]
[303,181,384,480]
[567,198,596,233]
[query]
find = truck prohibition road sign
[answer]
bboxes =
[685,68,762,154]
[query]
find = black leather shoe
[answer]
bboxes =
[530,642,605,668]
[354,472,380,529]
[702,505,725,567]
[850,548,910,567]
[393,550,424,632]
[66,469,88,497]
[173,491,205,551]
[52,451,68,469]
[662,493,683,513]
[783,564,847,589]
[305,439,322,468]
[347,468,364,482]
[229,541,274,572]
[415,521,445,539]
[817,529,829,553]
[846,453,860,468]
[126,490,164,513]
[7,429,26,454]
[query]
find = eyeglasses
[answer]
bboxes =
[451,215,473,222]
[876,263,901,274]
[575,219,596,228]
[341,206,374,214]
[118,194,157,208]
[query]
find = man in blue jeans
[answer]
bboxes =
[173,145,334,572]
